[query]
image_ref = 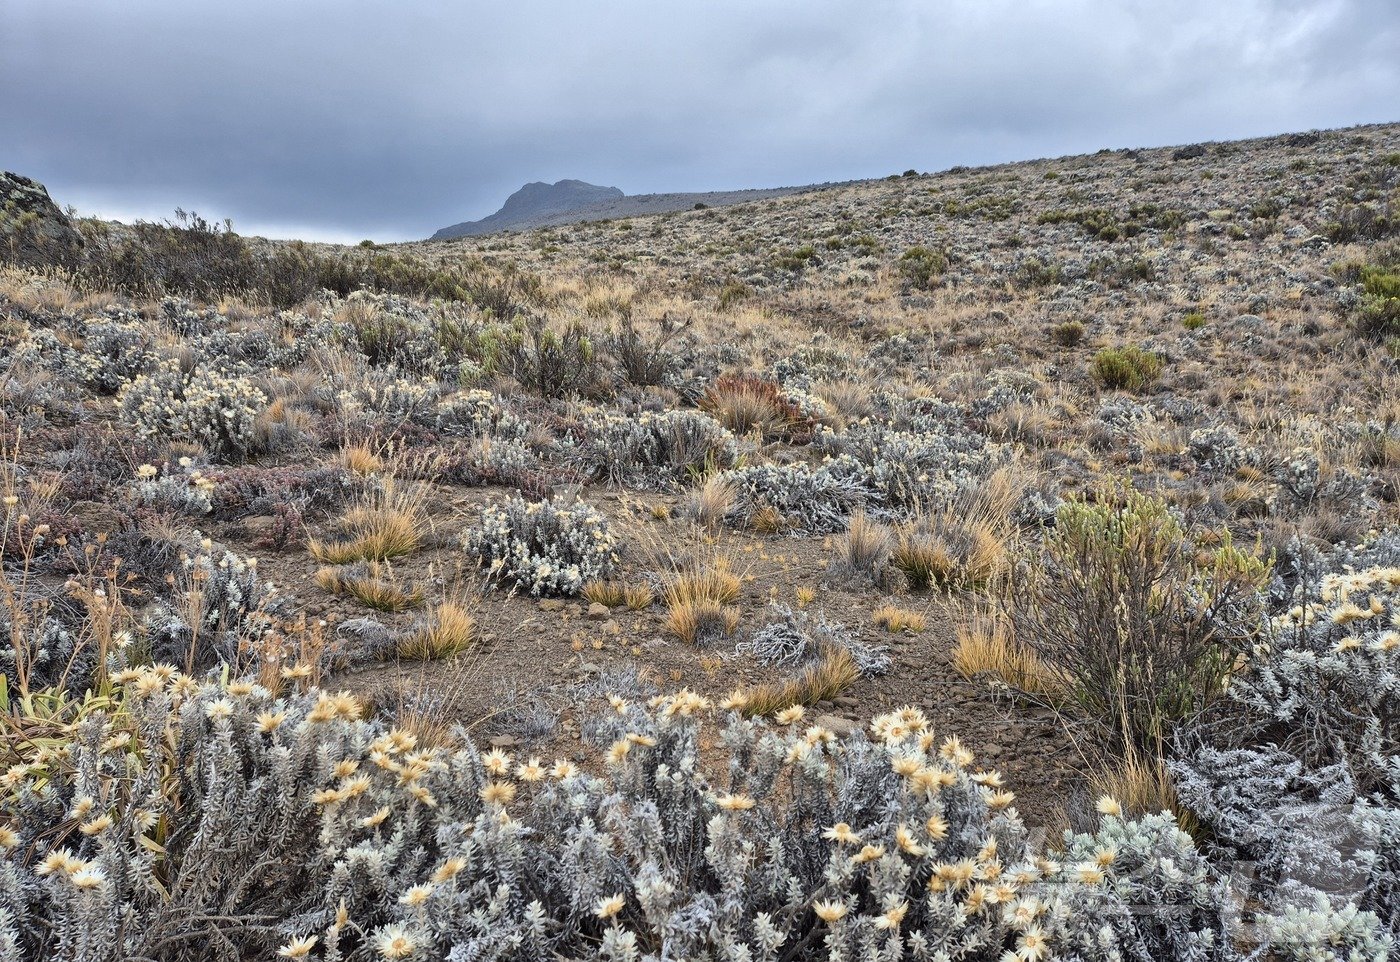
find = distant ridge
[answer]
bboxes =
[429,179,820,240]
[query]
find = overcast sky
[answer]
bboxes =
[3,0,1397,243]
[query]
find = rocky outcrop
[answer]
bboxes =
[0,171,84,268]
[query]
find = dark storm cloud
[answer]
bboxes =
[3,0,1396,242]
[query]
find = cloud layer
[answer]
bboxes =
[4,0,1396,241]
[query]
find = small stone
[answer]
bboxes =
[586,603,611,620]
[538,599,565,612]
[814,714,860,739]
[489,735,519,748]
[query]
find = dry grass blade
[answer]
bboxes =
[872,605,926,633]
[951,604,1057,696]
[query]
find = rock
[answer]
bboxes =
[489,735,520,748]
[538,599,565,612]
[586,602,611,620]
[0,171,84,269]
[1171,144,1208,161]
[241,515,277,542]
[814,714,861,739]
[70,500,125,534]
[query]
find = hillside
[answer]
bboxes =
[430,178,825,239]
[2,121,1399,958]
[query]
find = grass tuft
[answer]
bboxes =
[951,606,1056,695]
[308,481,429,564]
[399,600,478,661]
[742,648,860,717]
[314,562,423,612]
[872,605,926,633]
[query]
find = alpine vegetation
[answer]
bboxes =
[0,682,1313,962]
[5,123,1400,961]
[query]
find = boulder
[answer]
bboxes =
[0,171,84,269]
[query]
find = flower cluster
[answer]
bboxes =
[463,495,620,596]
[79,312,156,392]
[117,359,268,461]
[1,667,1389,961]
[130,461,215,515]
[433,388,530,440]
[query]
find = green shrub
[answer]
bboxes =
[1091,345,1163,391]
[1014,483,1269,751]
[1050,320,1086,347]
[1325,200,1399,242]
[895,245,948,290]
[495,316,600,398]
[1038,207,1125,241]
[1014,257,1062,288]
[773,244,817,271]
[717,278,751,310]
[1183,311,1207,330]
[1355,264,1400,339]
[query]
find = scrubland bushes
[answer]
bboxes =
[464,495,619,596]
[1012,486,1270,751]
[5,130,1400,960]
[4,668,1389,961]
[66,209,544,311]
[1090,345,1163,391]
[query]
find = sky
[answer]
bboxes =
[3,0,1397,243]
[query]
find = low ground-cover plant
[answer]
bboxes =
[6,677,1372,961]
[1169,546,1400,938]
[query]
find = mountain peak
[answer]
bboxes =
[432,180,624,239]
